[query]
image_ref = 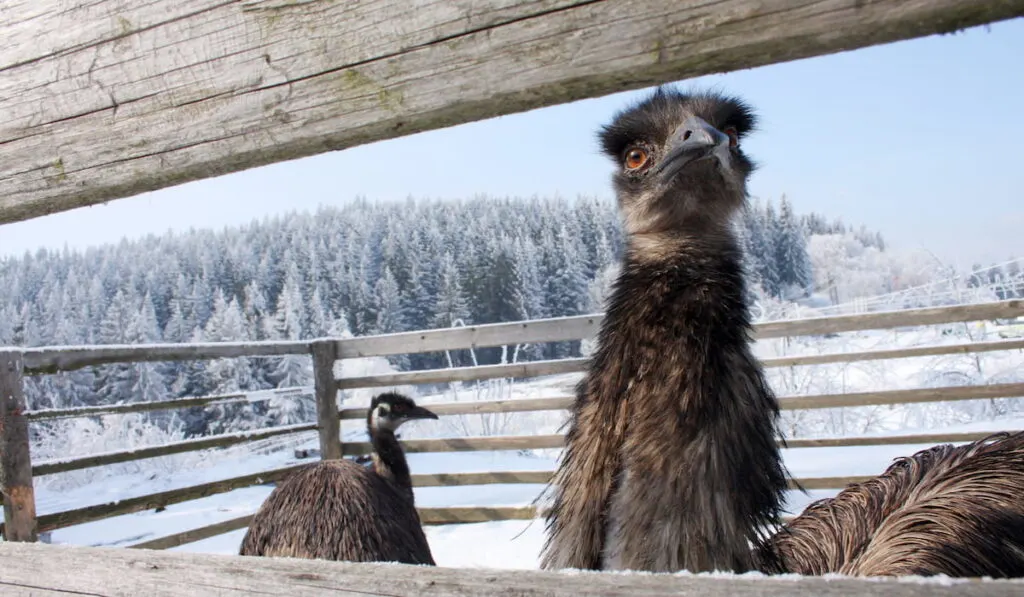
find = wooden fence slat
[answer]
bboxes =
[779,382,1024,410]
[32,423,317,476]
[336,358,587,390]
[8,543,1021,596]
[312,340,342,461]
[24,386,312,422]
[332,300,1024,359]
[29,465,305,533]
[17,301,1024,373]
[0,350,37,542]
[339,382,1024,420]
[342,428,1021,455]
[21,339,311,374]
[759,337,1024,368]
[335,337,1024,391]
[342,396,575,420]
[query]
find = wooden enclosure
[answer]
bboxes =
[4,0,1024,594]
[2,300,1024,557]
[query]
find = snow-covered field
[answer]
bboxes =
[30,318,1024,570]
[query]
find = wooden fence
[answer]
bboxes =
[1,299,1022,552]
[5,0,1024,593]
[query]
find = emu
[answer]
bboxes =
[540,88,790,573]
[542,87,1024,578]
[760,431,1024,577]
[239,392,438,564]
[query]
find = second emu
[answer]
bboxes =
[239,392,438,564]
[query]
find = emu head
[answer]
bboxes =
[368,392,439,433]
[598,87,757,236]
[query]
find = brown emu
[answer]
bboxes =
[759,431,1024,578]
[540,88,790,573]
[239,392,438,564]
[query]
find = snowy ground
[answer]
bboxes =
[29,320,1024,569]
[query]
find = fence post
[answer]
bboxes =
[311,340,342,461]
[0,349,37,542]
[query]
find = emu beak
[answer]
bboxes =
[407,406,439,421]
[655,116,730,182]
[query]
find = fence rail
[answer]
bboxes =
[3,299,1024,558]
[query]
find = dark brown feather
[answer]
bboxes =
[760,431,1024,577]
[239,393,435,565]
[540,88,790,573]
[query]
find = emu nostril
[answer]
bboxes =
[683,130,692,141]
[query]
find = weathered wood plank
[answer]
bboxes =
[312,340,342,460]
[341,395,576,420]
[17,301,1024,373]
[779,382,1024,411]
[24,386,311,422]
[760,337,1024,368]
[0,350,37,541]
[33,422,316,476]
[31,464,304,533]
[3,543,1023,596]
[334,337,1024,392]
[336,357,587,390]
[342,428,1021,455]
[339,381,1024,420]
[4,0,1024,224]
[22,339,310,374]
[333,300,1024,359]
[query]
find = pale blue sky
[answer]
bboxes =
[2,19,1021,268]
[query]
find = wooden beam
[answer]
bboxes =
[24,386,312,422]
[332,300,1024,359]
[312,340,342,460]
[0,350,36,542]
[32,422,316,476]
[3,543,1024,596]
[339,381,1024,420]
[342,428,1021,455]
[336,357,587,390]
[16,301,1024,374]
[334,337,1024,393]
[22,339,310,375]
[4,1,1023,224]
[31,465,305,533]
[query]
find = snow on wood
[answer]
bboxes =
[1,542,1023,597]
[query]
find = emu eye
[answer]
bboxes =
[724,126,739,148]
[624,147,649,171]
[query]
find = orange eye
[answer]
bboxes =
[724,126,739,148]
[624,147,649,170]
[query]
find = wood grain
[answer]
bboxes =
[2,542,1023,596]
[3,0,1023,224]
[312,340,342,460]
[19,300,1023,372]
[0,350,37,541]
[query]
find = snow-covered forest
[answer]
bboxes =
[2,195,1020,441]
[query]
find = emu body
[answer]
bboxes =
[239,393,437,564]
[761,431,1024,577]
[540,89,789,573]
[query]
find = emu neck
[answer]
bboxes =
[592,221,787,572]
[369,428,414,496]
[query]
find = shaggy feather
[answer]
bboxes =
[540,88,790,573]
[239,393,435,565]
[760,432,1024,577]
